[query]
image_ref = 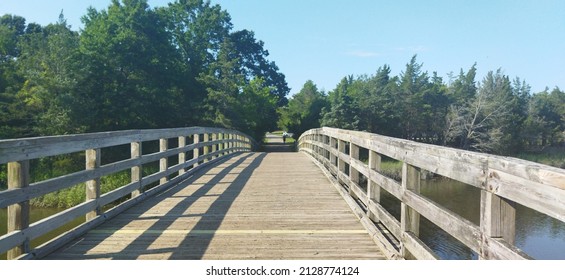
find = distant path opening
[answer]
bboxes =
[262,132,295,153]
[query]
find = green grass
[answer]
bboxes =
[379,160,403,181]
[31,170,131,208]
[514,148,565,168]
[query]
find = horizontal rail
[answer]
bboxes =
[0,127,255,259]
[298,127,565,260]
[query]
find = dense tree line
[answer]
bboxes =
[0,0,288,142]
[279,55,564,155]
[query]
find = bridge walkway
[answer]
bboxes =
[45,135,385,259]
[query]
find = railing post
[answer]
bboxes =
[243,136,249,151]
[203,133,209,162]
[212,133,217,158]
[131,141,142,198]
[227,133,232,153]
[401,162,420,259]
[368,150,382,217]
[330,137,337,171]
[349,142,360,197]
[160,138,168,185]
[337,140,346,184]
[7,160,30,260]
[218,133,224,156]
[85,149,101,221]
[193,133,200,167]
[479,189,516,259]
[317,134,323,161]
[178,136,186,175]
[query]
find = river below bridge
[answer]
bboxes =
[1,178,564,260]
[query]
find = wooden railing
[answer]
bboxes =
[298,127,565,260]
[0,127,254,260]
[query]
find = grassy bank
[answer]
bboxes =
[31,171,131,208]
[515,148,565,168]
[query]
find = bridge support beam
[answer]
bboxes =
[7,160,30,260]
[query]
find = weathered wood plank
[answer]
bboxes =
[21,152,241,259]
[401,232,439,260]
[131,141,142,198]
[159,138,168,185]
[0,127,251,259]
[400,163,420,259]
[45,152,384,260]
[487,168,565,223]
[481,237,531,260]
[193,133,200,167]
[85,149,101,221]
[178,136,186,176]
[367,200,401,240]
[7,160,30,259]
[403,190,482,253]
[350,158,402,200]
[0,127,250,164]
[368,150,381,204]
[0,140,241,208]
[299,126,565,260]
[203,133,210,163]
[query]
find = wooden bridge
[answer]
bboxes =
[0,127,564,260]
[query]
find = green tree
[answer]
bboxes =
[237,77,278,140]
[229,29,289,106]
[451,69,524,154]
[397,55,432,140]
[160,0,232,117]
[320,76,359,130]
[278,80,328,138]
[0,14,39,138]
[16,13,82,135]
[444,65,478,146]
[77,0,182,131]
[524,87,565,148]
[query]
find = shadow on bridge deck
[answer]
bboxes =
[47,153,265,259]
[46,150,384,259]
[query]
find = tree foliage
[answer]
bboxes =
[278,80,328,138]
[0,0,288,142]
[283,55,563,156]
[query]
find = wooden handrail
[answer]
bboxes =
[298,127,565,260]
[0,127,254,259]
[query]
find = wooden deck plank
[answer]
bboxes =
[45,151,385,260]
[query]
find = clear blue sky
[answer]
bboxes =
[1,0,564,95]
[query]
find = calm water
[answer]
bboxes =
[1,178,565,259]
[0,206,84,260]
[416,179,565,260]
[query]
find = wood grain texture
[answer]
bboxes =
[0,127,253,164]
[299,127,565,260]
[45,152,385,260]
